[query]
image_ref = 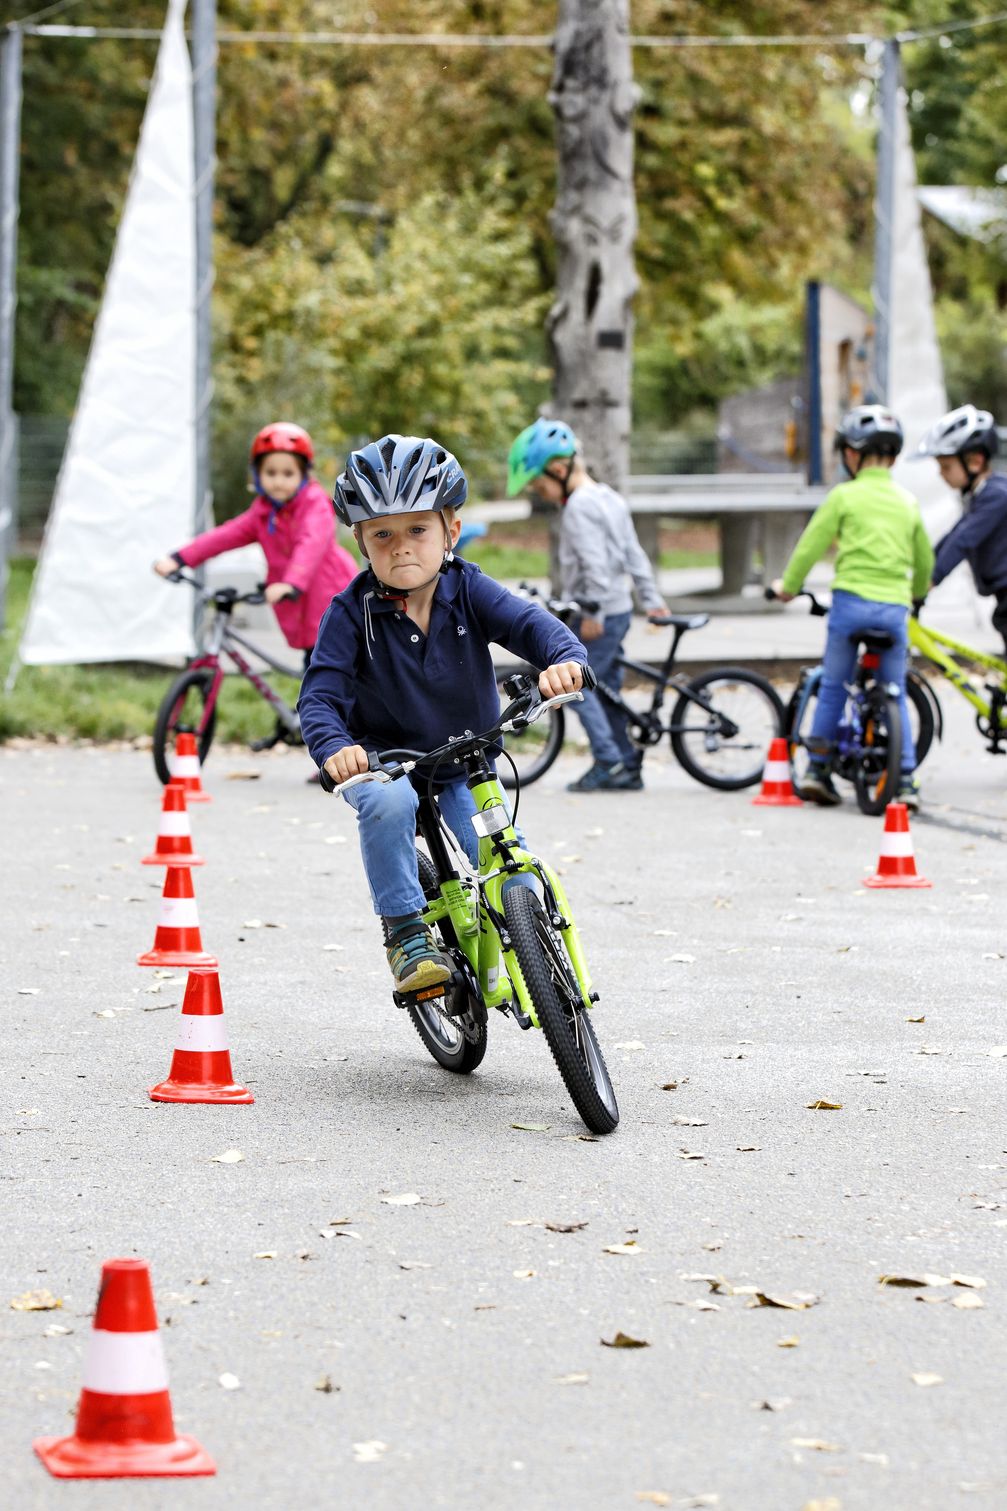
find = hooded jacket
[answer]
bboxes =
[175,480,357,648]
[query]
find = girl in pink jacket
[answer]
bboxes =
[153,422,357,659]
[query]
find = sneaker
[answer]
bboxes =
[797,766,842,807]
[384,917,453,994]
[566,760,641,793]
[897,775,921,812]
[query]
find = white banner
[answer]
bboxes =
[16,0,195,668]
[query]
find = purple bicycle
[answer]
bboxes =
[152,569,303,785]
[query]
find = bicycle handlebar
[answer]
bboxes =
[517,580,601,619]
[166,567,268,607]
[764,585,829,617]
[324,667,597,796]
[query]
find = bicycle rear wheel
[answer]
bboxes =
[407,850,488,1073]
[152,669,217,786]
[503,887,618,1135]
[670,668,784,790]
[853,688,902,816]
[496,668,565,789]
[907,670,937,767]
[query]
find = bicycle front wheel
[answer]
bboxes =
[853,688,902,816]
[152,669,217,786]
[670,668,784,790]
[406,850,488,1073]
[496,669,565,789]
[907,670,937,767]
[503,887,618,1135]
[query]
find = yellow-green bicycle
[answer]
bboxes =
[909,604,1007,758]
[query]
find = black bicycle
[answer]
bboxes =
[770,588,935,816]
[496,584,785,791]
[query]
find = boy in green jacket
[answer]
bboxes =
[776,405,934,809]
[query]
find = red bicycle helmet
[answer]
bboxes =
[250,422,314,465]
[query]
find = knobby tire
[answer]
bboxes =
[407,850,487,1073]
[503,887,618,1135]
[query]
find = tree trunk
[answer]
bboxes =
[548,1,647,550]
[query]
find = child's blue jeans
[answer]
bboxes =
[810,589,916,774]
[573,610,636,767]
[342,775,528,918]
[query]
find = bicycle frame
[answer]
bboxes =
[909,616,1006,723]
[189,614,302,737]
[788,663,895,771]
[418,761,594,1029]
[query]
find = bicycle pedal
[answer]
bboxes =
[508,999,533,1030]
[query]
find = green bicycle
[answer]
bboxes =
[330,671,619,1135]
[909,606,1007,757]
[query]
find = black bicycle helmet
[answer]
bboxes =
[334,434,468,527]
[913,404,999,461]
[835,405,904,458]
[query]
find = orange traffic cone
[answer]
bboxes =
[137,867,218,968]
[142,782,204,868]
[150,968,253,1104]
[751,736,802,807]
[864,801,932,889]
[170,731,211,803]
[33,1257,215,1479]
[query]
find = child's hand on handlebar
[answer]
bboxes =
[770,577,795,603]
[538,661,584,698]
[265,581,297,605]
[153,556,179,577]
[324,744,371,785]
[578,615,604,642]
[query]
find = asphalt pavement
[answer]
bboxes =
[2,678,1006,1510]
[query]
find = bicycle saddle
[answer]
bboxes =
[650,613,710,631]
[851,628,895,651]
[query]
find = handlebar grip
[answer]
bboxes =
[764,586,778,602]
[581,664,597,691]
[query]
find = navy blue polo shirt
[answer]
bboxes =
[299,558,585,780]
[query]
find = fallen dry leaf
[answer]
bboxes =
[878,1272,952,1289]
[950,1292,984,1310]
[11,1290,62,1312]
[673,1116,709,1127]
[668,953,696,964]
[210,1149,244,1165]
[353,1440,388,1463]
[224,769,261,781]
[380,1192,421,1206]
[950,1274,986,1289]
[218,1372,241,1390]
[737,1145,762,1153]
[556,1372,590,1386]
[512,1269,536,1280]
[987,1046,1007,1058]
[603,1242,642,1256]
[545,1221,588,1234]
[776,1335,800,1348]
[511,1122,551,1132]
[314,1374,339,1393]
[806,1100,842,1111]
[398,1261,432,1271]
[677,1150,705,1161]
[905,1015,925,1023]
[802,1500,843,1511]
[755,1397,792,1412]
[659,1081,680,1091]
[601,1331,650,1349]
[911,1372,943,1388]
[253,1251,277,1261]
[635,1495,671,1507]
[791,1437,842,1453]
[753,1291,820,1311]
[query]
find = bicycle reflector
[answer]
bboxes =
[471,804,510,837]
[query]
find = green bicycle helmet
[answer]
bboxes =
[506,418,578,497]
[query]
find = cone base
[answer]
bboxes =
[752,793,803,807]
[149,1078,254,1104]
[34,1432,215,1479]
[864,872,932,889]
[141,853,204,867]
[137,948,218,968]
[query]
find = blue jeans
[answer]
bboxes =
[573,610,636,767]
[810,590,916,774]
[343,776,528,918]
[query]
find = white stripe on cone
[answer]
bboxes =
[157,813,191,838]
[879,832,914,858]
[173,756,201,778]
[175,1015,230,1052]
[81,1329,170,1395]
[763,761,790,782]
[159,898,200,929]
